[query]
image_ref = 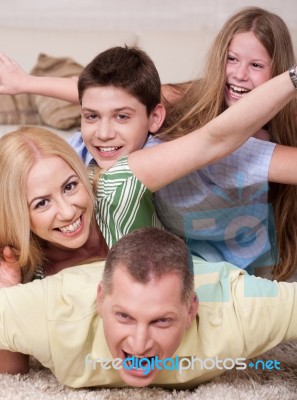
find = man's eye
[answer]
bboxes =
[116,312,130,321]
[155,318,172,327]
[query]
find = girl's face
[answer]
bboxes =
[225,31,272,108]
[27,156,93,249]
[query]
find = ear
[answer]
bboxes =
[186,294,198,329]
[96,282,104,316]
[148,103,166,134]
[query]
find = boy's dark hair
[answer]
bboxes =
[78,46,161,115]
[102,227,195,304]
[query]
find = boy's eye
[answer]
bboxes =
[115,113,129,122]
[84,113,98,121]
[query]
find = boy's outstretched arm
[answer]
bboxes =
[0,52,79,103]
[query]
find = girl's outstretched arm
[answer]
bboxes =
[0,52,79,103]
[129,67,297,192]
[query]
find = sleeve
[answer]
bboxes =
[0,280,51,365]
[95,157,162,247]
[231,271,297,358]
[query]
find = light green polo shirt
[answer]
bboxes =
[0,258,296,389]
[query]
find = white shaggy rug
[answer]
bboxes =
[0,341,296,400]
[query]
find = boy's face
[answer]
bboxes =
[81,86,162,170]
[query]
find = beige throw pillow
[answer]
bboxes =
[30,53,84,129]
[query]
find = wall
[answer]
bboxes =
[0,1,296,83]
[0,0,296,32]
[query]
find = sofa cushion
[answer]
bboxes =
[30,54,83,129]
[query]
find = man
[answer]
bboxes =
[0,227,296,388]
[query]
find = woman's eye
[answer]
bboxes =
[34,199,50,210]
[64,182,78,193]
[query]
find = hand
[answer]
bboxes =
[0,246,21,288]
[0,52,30,95]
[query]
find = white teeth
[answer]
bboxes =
[229,84,250,94]
[59,217,81,234]
[99,147,119,153]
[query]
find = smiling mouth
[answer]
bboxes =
[57,217,82,234]
[227,84,251,95]
[97,146,122,153]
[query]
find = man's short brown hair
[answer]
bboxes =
[102,227,195,304]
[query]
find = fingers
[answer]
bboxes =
[0,247,21,287]
[0,51,14,66]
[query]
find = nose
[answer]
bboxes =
[128,325,154,356]
[95,119,116,141]
[56,198,76,221]
[233,63,248,81]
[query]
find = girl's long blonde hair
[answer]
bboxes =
[159,7,297,281]
[0,126,94,282]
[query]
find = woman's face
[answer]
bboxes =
[27,156,93,249]
[225,31,272,108]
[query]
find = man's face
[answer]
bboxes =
[80,86,163,170]
[97,265,197,387]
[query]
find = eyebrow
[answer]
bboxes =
[112,305,178,319]
[28,174,78,207]
[81,106,136,113]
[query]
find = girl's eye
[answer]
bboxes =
[251,63,263,69]
[227,55,237,63]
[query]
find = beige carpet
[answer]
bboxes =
[0,341,296,400]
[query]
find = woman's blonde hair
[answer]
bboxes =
[159,7,297,280]
[0,126,94,282]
